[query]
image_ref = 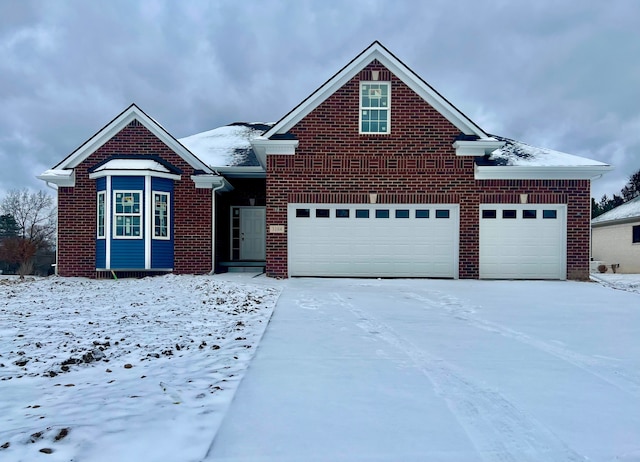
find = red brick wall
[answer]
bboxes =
[57,120,212,277]
[265,61,591,280]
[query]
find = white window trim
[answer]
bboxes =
[113,190,143,239]
[97,191,106,239]
[152,191,171,240]
[359,81,391,134]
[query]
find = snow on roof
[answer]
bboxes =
[592,195,640,224]
[487,136,609,168]
[93,159,170,172]
[179,123,272,168]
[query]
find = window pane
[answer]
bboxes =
[375,209,389,218]
[416,210,429,218]
[395,209,409,218]
[336,209,349,218]
[435,209,450,219]
[523,210,537,219]
[316,209,330,218]
[355,209,369,218]
[296,208,310,218]
[502,210,517,219]
[633,225,640,243]
[154,193,169,238]
[482,209,497,219]
[97,192,105,238]
[543,210,557,219]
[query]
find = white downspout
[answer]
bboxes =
[44,181,59,276]
[210,183,225,274]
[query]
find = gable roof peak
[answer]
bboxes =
[50,103,213,174]
[263,41,489,139]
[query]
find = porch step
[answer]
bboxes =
[219,261,265,273]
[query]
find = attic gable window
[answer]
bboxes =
[360,82,390,134]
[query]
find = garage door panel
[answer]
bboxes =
[480,205,566,279]
[288,204,458,277]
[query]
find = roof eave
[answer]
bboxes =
[215,166,266,179]
[592,215,640,227]
[250,137,299,168]
[453,139,505,156]
[37,169,76,187]
[190,174,234,192]
[474,165,613,180]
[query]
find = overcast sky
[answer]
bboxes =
[1,0,639,201]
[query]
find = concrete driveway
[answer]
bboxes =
[205,277,640,462]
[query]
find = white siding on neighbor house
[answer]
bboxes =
[592,221,640,274]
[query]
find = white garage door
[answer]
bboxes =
[479,204,566,279]
[288,204,459,278]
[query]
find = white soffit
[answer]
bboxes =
[474,164,614,180]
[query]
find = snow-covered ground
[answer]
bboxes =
[1,273,639,461]
[591,272,640,294]
[0,274,280,462]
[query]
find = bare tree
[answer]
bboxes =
[0,189,56,278]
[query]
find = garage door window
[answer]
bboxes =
[376,209,390,219]
[543,210,557,219]
[316,209,330,218]
[336,209,349,218]
[296,209,310,218]
[355,209,369,218]
[395,209,410,218]
[502,210,517,219]
[523,210,537,219]
[482,209,497,219]
[436,210,450,219]
[416,210,429,218]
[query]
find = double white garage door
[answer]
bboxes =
[288,203,566,279]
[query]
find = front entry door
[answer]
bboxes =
[240,208,266,260]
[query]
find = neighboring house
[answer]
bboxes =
[39,41,611,280]
[591,196,640,273]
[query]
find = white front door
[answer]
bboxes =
[240,208,266,260]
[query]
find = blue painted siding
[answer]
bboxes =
[152,177,173,192]
[152,240,174,269]
[151,177,174,269]
[110,176,145,269]
[98,175,175,270]
[111,239,145,269]
[96,239,106,268]
[112,176,144,190]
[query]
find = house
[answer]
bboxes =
[591,196,640,273]
[38,41,612,280]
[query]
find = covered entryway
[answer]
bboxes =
[479,204,566,279]
[231,207,266,261]
[287,204,459,277]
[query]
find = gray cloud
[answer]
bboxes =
[1,0,638,200]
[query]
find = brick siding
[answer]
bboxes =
[57,120,212,277]
[265,61,591,280]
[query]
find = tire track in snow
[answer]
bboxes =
[331,293,586,462]
[405,291,640,398]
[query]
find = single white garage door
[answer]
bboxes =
[288,204,459,278]
[479,204,566,279]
